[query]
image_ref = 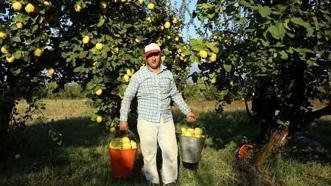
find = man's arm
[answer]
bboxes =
[169,75,197,122]
[119,74,139,130]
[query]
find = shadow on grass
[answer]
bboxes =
[283,118,331,164]
[1,110,330,186]
[1,117,106,172]
[175,111,331,186]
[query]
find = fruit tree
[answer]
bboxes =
[0,0,193,168]
[189,0,331,170]
[58,0,191,132]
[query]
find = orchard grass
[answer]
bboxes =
[0,99,330,185]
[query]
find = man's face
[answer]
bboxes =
[146,52,161,69]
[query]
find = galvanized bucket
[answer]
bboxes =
[180,135,205,163]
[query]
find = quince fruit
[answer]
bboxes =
[95,43,103,50]
[82,35,90,44]
[96,116,103,123]
[95,88,103,96]
[1,46,8,54]
[164,21,171,29]
[25,3,35,14]
[16,22,23,29]
[147,2,155,10]
[209,53,217,62]
[47,68,55,76]
[6,55,15,63]
[199,50,208,59]
[12,2,22,11]
[34,48,43,57]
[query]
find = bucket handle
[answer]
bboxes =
[114,128,138,142]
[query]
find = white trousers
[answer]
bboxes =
[137,117,178,184]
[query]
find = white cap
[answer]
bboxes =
[144,43,161,56]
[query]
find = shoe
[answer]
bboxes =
[164,182,176,186]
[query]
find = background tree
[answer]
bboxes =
[0,0,193,168]
[58,0,191,131]
[0,0,71,168]
[189,0,331,170]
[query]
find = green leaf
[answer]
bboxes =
[97,16,105,27]
[283,19,291,30]
[73,67,82,73]
[10,68,21,75]
[86,80,96,90]
[307,60,316,66]
[267,22,285,40]
[206,42,219,53]
[279,51,288,60]
[258,5,271,18]
[277,119,289,127]
[290,17,314,37]
[13,51,22,59]
[189,54,199,63]
[32,24,39,32]
[260,39,270,47]
[12,36,21,42]
[190,39,205,51]
[223,64,232,72]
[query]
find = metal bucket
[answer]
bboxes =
[180,136,205,163]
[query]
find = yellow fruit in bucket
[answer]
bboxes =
[122,142,132,150]
[187,128,194,134]
[194,127,203,135]
[121,137,130,144]
[109,140,121,149]
[130,140,137,149]
[184,131,193,137]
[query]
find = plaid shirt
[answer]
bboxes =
[120,64,191,123]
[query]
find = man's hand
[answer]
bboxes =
[119,121,128,131]
[186,112,197,123]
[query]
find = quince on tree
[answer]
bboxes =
[25,3,35,14]
[12,2,22,11]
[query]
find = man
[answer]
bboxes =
[119,43,196,186]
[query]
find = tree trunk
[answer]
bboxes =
[251,78,277,144]
[254,128,289,172]
[0,101,14,169]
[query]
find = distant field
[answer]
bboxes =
[1,99,330,186]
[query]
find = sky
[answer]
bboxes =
[170,0,201,75]
[171,0,199,41]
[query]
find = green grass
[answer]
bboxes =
[1,99,330,186]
